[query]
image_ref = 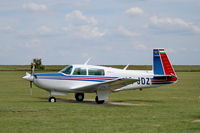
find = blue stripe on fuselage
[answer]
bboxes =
[34,73,65,77]
[34,73,118,82]
[37,77,106,82]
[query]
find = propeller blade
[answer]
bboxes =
[30,81,32,88]
[31,63,35,75]
[30,62,35,96]
[30,81,32,96]
[30,87,32,96]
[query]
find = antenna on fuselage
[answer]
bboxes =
[84,58,92,65]
[123,64,129,70]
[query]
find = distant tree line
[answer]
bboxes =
[31,58,45,70]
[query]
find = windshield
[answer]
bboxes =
[59,65,73,74]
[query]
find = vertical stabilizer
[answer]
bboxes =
[153,49,176,76]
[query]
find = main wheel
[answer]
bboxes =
[95,96,105,104]
[49,97,56,103]
[75,93,84,102]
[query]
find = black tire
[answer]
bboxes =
[49,97,56,103]
[95,96,105,104]
[75,93,84,102]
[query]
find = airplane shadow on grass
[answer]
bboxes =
[113,99,162,103]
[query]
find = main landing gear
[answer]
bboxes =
[49,96,56,103]
[95,96,105,104]
[75,93,105,104]
[75,93,84,102]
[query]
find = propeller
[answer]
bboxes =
[29,62,35,95]
[22,62,35,96]
[23,72,34,95]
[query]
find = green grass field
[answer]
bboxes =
[0,71,200,133]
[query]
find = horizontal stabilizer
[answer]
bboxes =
[154,75,176,78]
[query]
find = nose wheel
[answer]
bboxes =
[75,93,84,102]
[49,97,56,102]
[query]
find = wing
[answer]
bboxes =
[73,78,138,93]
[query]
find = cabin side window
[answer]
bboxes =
[59,65,73,75]
[73,68,87,75]
[88,69,105,76]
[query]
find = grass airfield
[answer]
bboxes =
[0,71,200,133]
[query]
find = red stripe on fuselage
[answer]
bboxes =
[151,80,166,82]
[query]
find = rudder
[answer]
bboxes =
[153,49,176,76]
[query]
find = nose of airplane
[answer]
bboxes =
[22,72,34,81]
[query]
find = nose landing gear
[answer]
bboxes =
[49,96,56,102]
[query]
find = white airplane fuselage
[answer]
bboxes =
[23,49,178,103]
[33,65,155,93]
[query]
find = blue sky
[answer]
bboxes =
[0,0,200,65]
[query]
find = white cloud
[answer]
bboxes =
[151,16,188,27]
[37,25,53,35]
[78,25,105,38]
[18,25,55,36]
[23,3,48,11]
[80,53,90,58]
[149,16,200,33]
[179,48,187,52]
[104,46,113,51]
[117,26,139,37]
[125,7,144,16]
[0,26,13,32]
[134,43,148,50]
[23,38,41,48]
[65,10,97,25]
[58,50,71,56]
[62,26,72,32]
[166,48,176,54]
[63,10,105,39]
[63,25,105,39]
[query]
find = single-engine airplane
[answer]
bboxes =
[23,48,178,104]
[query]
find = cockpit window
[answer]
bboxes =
[59,65,73,74]
[88,69,105,76]
[73,68,87,75]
